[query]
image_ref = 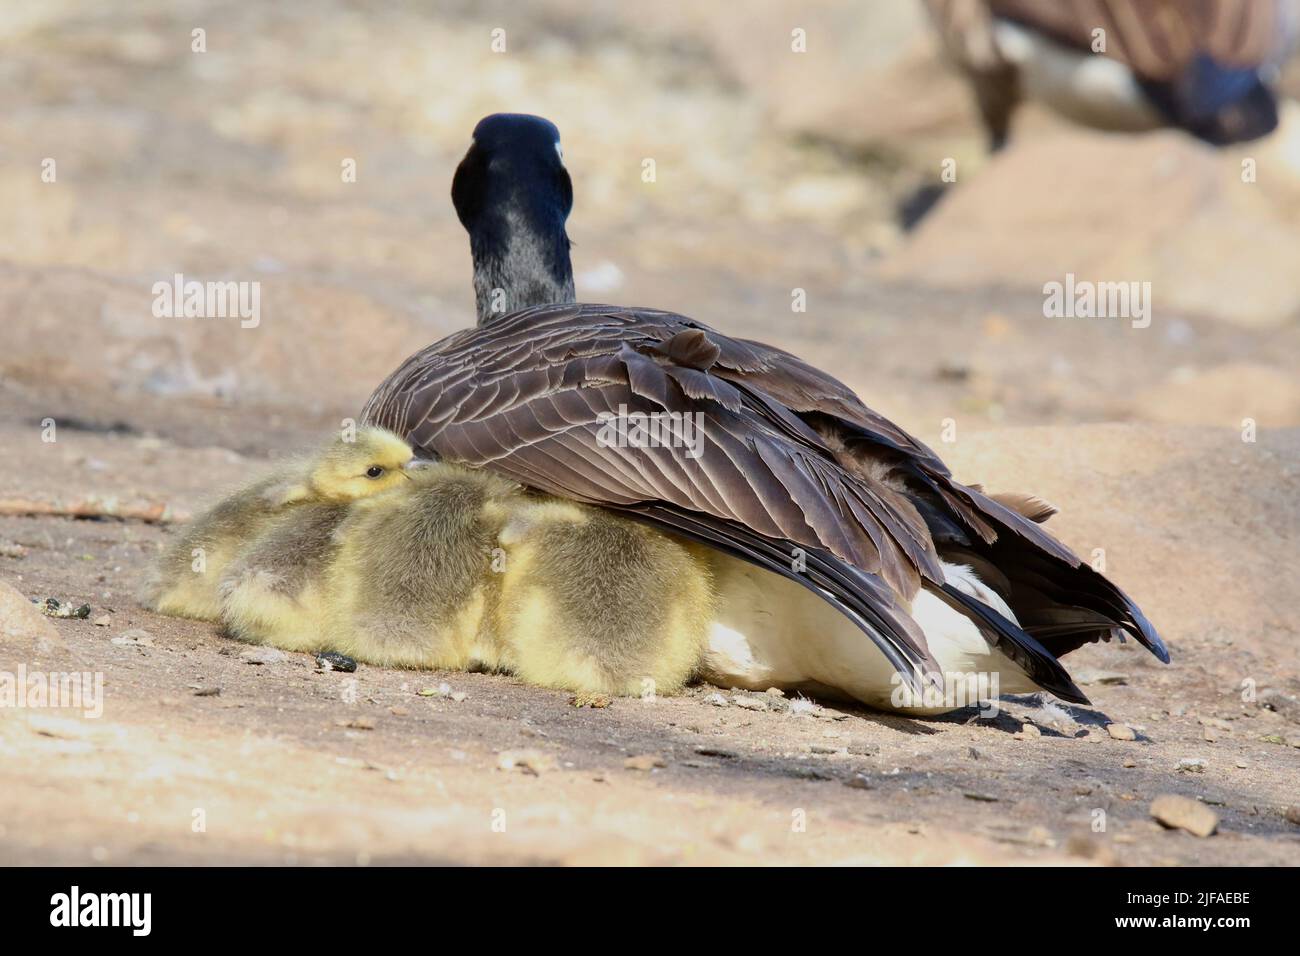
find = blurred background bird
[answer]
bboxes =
[924,0,1298,150]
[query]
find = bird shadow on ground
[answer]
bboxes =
[796,694,1117,739]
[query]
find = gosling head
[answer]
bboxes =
[272,428,416,506]
[451,113,575,325]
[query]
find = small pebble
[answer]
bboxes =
[732,695,767,711]
[704,692,728,707]
[1176,757,1207,773]
[315,652,357,673]
[1106,723,1137,741]
[92,615,111,627]
[1284,806,1300,826]
[1150,794,1218,838]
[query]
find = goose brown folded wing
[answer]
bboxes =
[360,305,946,601]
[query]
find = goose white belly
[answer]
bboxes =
[699,553,1043,714]
[993,19,1164,131]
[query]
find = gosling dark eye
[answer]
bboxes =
[365,466,385,479]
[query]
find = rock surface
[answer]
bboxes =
[0,579,62,653]
[0,0,1296,867]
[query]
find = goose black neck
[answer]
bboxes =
[467,214,574,325]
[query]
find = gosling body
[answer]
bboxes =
[319,463,512,669]
[494,498,714,696]
[147,428,414,621]
[218,457,715,698]
[218,502,351,652]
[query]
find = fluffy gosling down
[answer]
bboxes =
[304,465,713,696]
[145,428,415,620]
[492,498,714,696]
[201,445,715,698]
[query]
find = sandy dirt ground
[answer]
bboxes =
[1,1,1298,865]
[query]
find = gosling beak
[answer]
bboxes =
[401,458,436,474]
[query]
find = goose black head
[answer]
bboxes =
[452,113,575,325]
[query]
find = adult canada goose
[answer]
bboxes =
[923,0,1296,149]
[147,428,415,620]
[360,113,1169,711]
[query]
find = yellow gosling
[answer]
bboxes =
[146,427,413,622]
[492,498,715,697]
